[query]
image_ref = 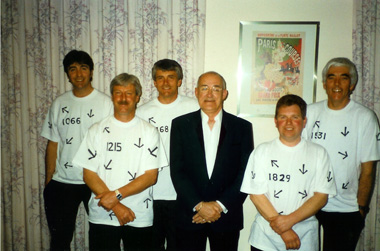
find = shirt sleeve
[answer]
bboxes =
[241,147,268,195]
[41,103,60,142]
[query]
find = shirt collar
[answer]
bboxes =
[200,109,223,123]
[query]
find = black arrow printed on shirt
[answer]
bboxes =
[338,151,348,159]
[271,160,279,168]
[341,127,349,137]
[376,133,380,141]
[299,164,308,174]
[134,138,144,148]
[88,149,97,160]
[313,121,320,128]
[298,190,307,199]
[62,107,69,113]
[66,137,73,144]
[48,122,52,129]
[148,146,157,157]
[128,171,136,181]
[251,171,256,180]
[64,162,72,169]
[148,117,156,124]
[109,212,116,220]
[342,182,349,189]
[327,171,333,182]
[144,198,151,208]
[274,190,282,198]
[104,159,112,170]
[87,109,94,118]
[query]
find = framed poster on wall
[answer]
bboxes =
[237,21,319,117]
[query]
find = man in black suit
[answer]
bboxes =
[170,71,254,251]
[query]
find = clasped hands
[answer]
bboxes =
[192,201,222,224]
[269,215,301,250]
[96,190,135,226]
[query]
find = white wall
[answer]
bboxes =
[203,0,353,249]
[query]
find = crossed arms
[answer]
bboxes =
[83,168,158,225]
[250,192,327,250]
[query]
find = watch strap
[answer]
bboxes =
[115,189,123,201]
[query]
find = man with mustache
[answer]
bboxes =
[41,50,113,250]
[304,57,380,251]
[170,71,254,250]
[73,73,167,250]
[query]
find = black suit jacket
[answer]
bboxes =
[170,109,254,231]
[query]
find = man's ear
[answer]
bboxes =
[177,79,182,87]
[222,90,228,101]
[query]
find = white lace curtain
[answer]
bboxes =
[1,0,205,250]
[352,0,380,250]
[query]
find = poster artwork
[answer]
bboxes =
[251,32,305,104]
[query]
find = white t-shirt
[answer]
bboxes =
[136,95,199,200]
[304,100,380,212]
[241,138,336,251]
[72,116,168,227]
[41,89,113,184]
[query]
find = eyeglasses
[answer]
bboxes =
[199,85,223,93]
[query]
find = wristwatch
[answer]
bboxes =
[359,205,370,214]
[115,189,123,201]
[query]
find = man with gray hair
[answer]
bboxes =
[304,57,380,250]
[73,73,167,250]
[137,59,198,250]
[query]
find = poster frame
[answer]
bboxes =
[237,21,319,117]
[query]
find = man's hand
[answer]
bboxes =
[192,201,222,224]
[112,203,136,226]
[280,229,301,250]
[96,191,119,211]
[269,215,295,235]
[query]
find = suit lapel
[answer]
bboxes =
[194,111,210,180]
[211,111,229,180]
[195,114,205,154]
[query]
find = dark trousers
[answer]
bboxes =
[316,210,365,251]
[43,180,91,251]
[151,200,177,251]
[89,222,153,251]
[176,225,240,251]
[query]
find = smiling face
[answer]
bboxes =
[323,66,355,110]
[275,104,306,147]
[67,62,93,95]
[154,69,182,104]
[112,84,140,122]
[195,73,228,118]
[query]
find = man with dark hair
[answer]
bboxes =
[304,57,380,250]
[241,94,336,251]
[136,59,198,250]
[170,71,253,251]
[73,73,167,250]
[41,50,113,250]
